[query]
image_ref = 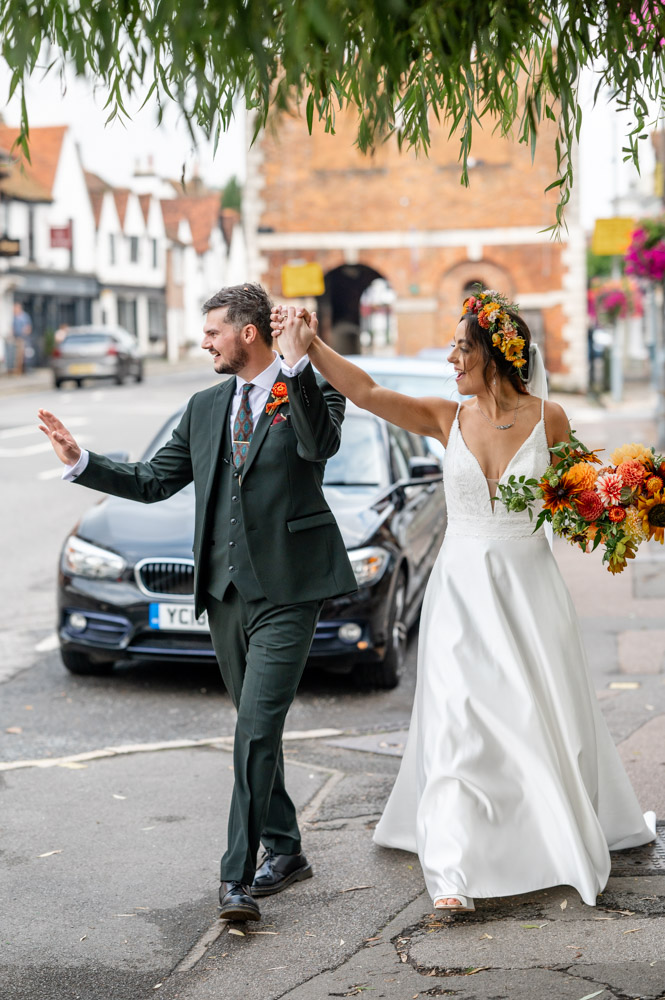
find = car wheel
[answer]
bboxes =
[354,571,407,690]
[54,378,63,389]
[60,648,114,676]
[135,362,144,383]
[114,370,124,386]
[75,379,84,389]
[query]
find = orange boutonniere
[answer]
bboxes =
[266,381,289,416]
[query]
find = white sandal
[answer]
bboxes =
[433,894,475,912]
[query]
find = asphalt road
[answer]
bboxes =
[0,366,418,760]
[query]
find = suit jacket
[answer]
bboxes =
[74,362,357,615]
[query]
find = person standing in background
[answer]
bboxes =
[11,301,32,375]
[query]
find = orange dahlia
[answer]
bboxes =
[608,506,627,523]
[616,459,646,488]
[576,489,605,521]
[566,462,598,490]
[540,471,585,513]
[637,493,665,543]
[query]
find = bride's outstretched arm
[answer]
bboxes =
[273,306,454,440]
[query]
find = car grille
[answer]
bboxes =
[135,558,195,598]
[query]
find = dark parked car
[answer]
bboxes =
[51,326,144,389]
[57,404,446,689]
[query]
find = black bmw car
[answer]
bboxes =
[57,405,446,689]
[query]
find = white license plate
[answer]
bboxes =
[149,603,209,632]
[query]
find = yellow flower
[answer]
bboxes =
[492,333,503,347]
[503,336,525,359]
[566,461,598,490]
[623,506,647,543]
[637,492,665,543]
[610,442,653,466]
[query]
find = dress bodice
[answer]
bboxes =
[443,401,550,540]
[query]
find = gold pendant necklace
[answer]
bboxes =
[476,400,519,430]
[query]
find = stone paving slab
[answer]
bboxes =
[618,630,665,674]
[617,714,665,820]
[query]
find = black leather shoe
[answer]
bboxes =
[251,848,313,897]
[219,880,261,921]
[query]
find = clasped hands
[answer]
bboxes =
[270,305,317,366]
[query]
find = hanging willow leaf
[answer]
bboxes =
[0,1,663,231]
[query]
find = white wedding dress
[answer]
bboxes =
[374,397,655,906]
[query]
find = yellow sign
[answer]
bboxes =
[591,217,635,256]
[281,262,325,298]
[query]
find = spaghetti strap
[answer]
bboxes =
[540,396,545,419]
[455,401,462,420]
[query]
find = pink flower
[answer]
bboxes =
[596,472,624,507]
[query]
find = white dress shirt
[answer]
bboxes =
[63,352,309,480]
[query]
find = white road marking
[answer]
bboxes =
[0,441,56,457]
[0,416,88,440]
[0,729,344,772]
[35,633,59,652]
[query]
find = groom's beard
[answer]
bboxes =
[216,336,249,375]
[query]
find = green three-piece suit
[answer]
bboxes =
[73,362,357,882]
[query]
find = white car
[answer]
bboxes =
[339,354,464,456]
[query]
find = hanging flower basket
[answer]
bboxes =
[624,218,665,283]
[588,277,643,326]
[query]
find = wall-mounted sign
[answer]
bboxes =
[0,235,20,257]
[50,223,73,250]
[281,262,325,298]
[591,217,635,256]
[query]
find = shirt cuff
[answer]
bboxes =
[280,355,309,378]
[62,449,90,481]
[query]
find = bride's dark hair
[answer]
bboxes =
[461,309,532,395]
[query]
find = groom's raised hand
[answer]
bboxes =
[271,305,318,367]
[38,409,82,466]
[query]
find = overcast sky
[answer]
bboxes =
[0,62,657,230]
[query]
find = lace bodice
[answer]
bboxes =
[443,401,550,540]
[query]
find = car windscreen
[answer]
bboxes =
[62,334,112,347]
[144,411,388,490]
[323,414,388,487]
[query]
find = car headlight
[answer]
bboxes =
[62,535,126,580]
[349,546,390,587]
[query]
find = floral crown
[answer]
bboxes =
[461,287,527,376]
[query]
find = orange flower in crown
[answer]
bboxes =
[461,286,527,377]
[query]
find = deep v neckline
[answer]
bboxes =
[455,416,544,514]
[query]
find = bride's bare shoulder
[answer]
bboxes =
[543,399,569,445]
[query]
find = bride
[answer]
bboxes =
[273,289,655,912]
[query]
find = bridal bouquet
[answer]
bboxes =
[496,431,665,573]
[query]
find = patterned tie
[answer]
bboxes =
[232,383,254,468]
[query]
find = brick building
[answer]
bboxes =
[245,109,587,389]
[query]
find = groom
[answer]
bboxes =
[38,283,357,921]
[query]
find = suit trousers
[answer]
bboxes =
[206,585,322,883]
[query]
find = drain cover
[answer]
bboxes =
[610,821,665,876]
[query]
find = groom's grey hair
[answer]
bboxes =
[202,283,273,347]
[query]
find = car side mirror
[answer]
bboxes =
[408,455,442,479]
